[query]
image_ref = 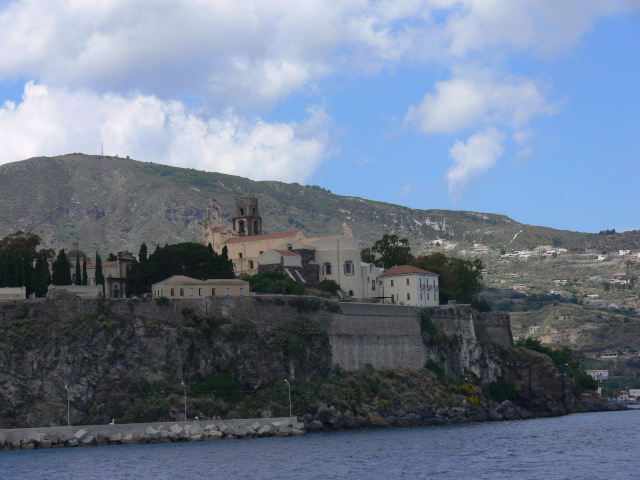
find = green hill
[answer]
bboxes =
[2,153,638,256]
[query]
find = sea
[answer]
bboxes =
[1,408,638,480]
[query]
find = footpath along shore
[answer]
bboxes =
[0,417,303,450]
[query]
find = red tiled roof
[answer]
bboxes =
[381,265,439,277]
[274,249,300,257]
[213,226,231,233]
[158,275,201,284]
[223,231,301,244]
[86,261,117,268]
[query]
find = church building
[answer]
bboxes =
[200,194,367,298]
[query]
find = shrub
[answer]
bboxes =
[269,316,328,353]
[425,360,446,382]
[483,380,517,403]
[190,374,244,404]
[155,296,169,306]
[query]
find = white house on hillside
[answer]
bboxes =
[381,265,439,306]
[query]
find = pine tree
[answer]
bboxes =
[74,254,82,285]
[82,258,88,285]
[95,252,105,293]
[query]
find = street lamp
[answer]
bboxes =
[284,380,292,418]
[64,383,70,426]
[181,380,187,421]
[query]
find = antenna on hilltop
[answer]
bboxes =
[101,143,104,156]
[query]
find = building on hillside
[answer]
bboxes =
[589,299,608,308]
[152,275,249,299]
[86,252,137,298]
[586,370,609,381]
[629,388,640,399]
[600,352,618,359]
[380,265,439,306]
[528,325,540,334]
[361,262,384,299]
[200,195,370,299]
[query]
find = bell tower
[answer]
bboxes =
[232,194,262,236]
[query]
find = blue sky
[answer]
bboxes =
[0,1,638,234]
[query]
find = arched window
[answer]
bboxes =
[238,221,245,233]
[240,207,244,216]
[254,220,259,234]
[287,244,293,251]
[344,261,354,275]
[252,208,256,215]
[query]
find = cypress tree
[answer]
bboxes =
[82,258,88,285]
[75,254,82,285]
[220,246,235,279]
[32,251,51,297]
[52,249,71,285]
[95,252,105,293]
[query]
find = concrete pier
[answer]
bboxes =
[0,417,304,450]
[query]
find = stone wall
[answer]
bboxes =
[0,287,26,301]
[473,312,514,347]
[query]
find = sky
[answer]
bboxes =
[0,1,638,234]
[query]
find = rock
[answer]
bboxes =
[367,414,387,427]
[189,426,202,436]
[170,425,187,438]
[293,422,304,430]
[207,430,223,439]
[65,437,79,447]
[108,433,122,443]
[205,424,218,431]
[251,422,261,431]
[11,440,22,449]
[188,434,203,441]
[219,425,234,436]
[80,435,97,446]
[39,440,53,449]
[258,425,275,437]
[307,420,324,431]
[121,433,136,445]
[74,429,88,442]
[291,429,304,436]
[26,433,43,446]
[45,433,60,444]
[145,426,161,440]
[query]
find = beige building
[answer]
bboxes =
[152,275,249,299]
[380,265,439,306]
[201,194,368,299]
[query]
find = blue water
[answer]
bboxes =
[1,410,638,479]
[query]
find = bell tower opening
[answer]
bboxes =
[233,193,262,237]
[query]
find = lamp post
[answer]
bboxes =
[64,383,70,426]
[284,380,292,418]
[181,380,187,421]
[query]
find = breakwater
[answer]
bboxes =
[0,417,303,450]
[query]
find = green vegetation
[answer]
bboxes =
[190,374,244,404]
[126,242,234,296]
[0,231,53,296]
[51,249,72,286]
[269,316,328,353]
[361,233,413,269]
[483,380,517,403]
[517,338,597,393]
[248,271,303,295]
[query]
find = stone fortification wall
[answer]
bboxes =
[0,296,513,375]
[472,313,514,347]
[329,303,425,370]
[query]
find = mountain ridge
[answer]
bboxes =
[1,153,638,255]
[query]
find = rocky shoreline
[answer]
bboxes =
[303,398,630,431]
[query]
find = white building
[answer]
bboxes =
[629,389,640,399]
[360,262,384,299]
[380,265,439,306]
[586,370,609,381]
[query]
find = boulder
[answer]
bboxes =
[251,422,261,431]
[80,435,96,447]
[204,424,218,432]
[74,429,88,443]
[108,433,122,443]
[206,430,223,439]
[188,434,203,441]
[291,429,304,436]
[258,425,275,437]
[307,420,324,431]
[145,426,161,440]
[121,433,136,445]
[219,425,234,436]
[65,437,79,447]
[39,440,53,449]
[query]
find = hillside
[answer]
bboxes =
[2,154,639,257]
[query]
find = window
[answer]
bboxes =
[248,260,254,269]
[420,293,423,300]
[199,288,203,296]
[420,278,423,287]
[348,290,354,296]
[240,288,244,296]
[180,288,184,296]
[188,288,193,296]
[240,207,244,216]
[407,293,410,300]
[252,208,256,215]
[426,279,429,288]
[212,288,216,296]
[391,279,394,287]
[287,244,293,251]
[238,253,243,259]
[427,294,430,300]
[225,288,230,296]
[238,221,245,233]
[254,220,259,233]
[259,251,263,255]
[406,278,410,285]
[372,280,375,291]
[344,261,353,275]
[170,288,175,297]
[324,263,332,275]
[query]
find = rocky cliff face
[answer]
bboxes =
[0,296,611,429]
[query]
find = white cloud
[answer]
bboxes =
[2,1,633,111]
[405,74,557,134]
[0,82,331,183]
[446,127,505,202]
